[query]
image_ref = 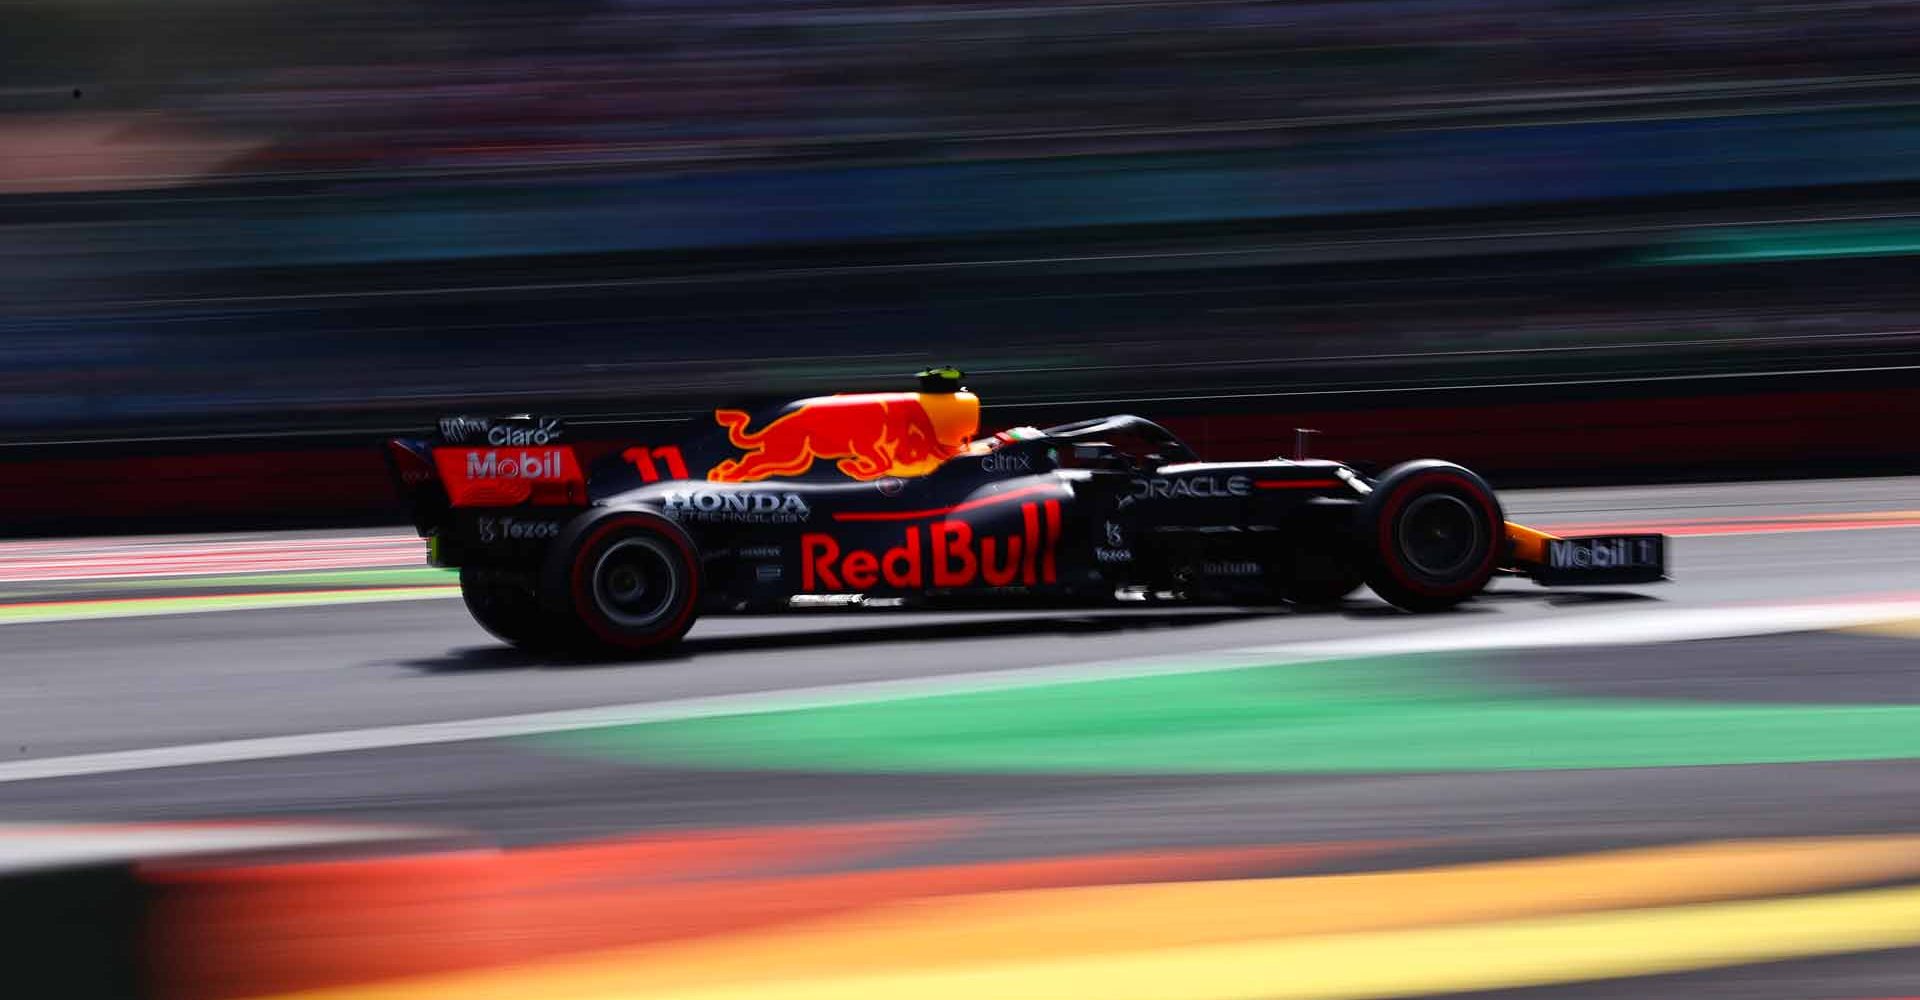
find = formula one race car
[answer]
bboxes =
[387,368,1666,653]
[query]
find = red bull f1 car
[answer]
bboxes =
[387,368,1667,653]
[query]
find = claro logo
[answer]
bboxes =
[438,417,562,446]
[465,449,570,479]
[803,500,1061,591]
[488,418,562,447]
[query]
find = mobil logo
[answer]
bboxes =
[707,393,973,483]
[434,447,581,482]
[802,500,1062,591]
[433,446,585,507]
[463,449,570,480]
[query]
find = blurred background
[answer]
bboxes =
[10,7,1920,1000]
[8,0,1920,448]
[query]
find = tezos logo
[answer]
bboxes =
[487,418,562,447]
[663,490,811,524]
[1104,521,1125,546]
[979,452,1032,474]
[1134,474,1250,500]
[476,517,559,543]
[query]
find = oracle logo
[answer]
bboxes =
[1134,475,1250,499]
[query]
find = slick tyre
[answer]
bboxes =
[460,567,567,650]
[1359,461,1502,613]
[558,511,701,655]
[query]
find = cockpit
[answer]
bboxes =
[961,414,1199,475]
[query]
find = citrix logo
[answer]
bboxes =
[979,452,1033,473]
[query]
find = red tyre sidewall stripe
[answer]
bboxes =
[569,516,701,648]
[1376,472,1500,598]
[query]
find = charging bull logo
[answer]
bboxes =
[708,393,976,483]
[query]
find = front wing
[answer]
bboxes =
[1504,523,1667,585]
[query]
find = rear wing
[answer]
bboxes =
[386,415,585,534]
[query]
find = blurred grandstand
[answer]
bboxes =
[5,0,1920,438]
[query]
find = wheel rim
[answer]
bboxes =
[1396,493,1485,578]
[590,537,681,629]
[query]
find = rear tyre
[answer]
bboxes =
[460,567,566,649]
[1359,461,1503,612]
[562,511,701,655]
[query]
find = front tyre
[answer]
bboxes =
[561,511,701,655]
[1359,461,1503,612]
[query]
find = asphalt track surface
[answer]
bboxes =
[4,478,1920,998]
[7,477,1920,763]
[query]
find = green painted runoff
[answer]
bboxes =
[539,656,1920,774]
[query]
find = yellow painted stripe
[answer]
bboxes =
[1844,616,1920,639]
[0,586,459,626]
[642,883,1920,1000]
[246,837,1920,1000]
[588,836,1920,988]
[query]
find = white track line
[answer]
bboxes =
[0,821,444,872]
[4,597,1919,785]
[1241,599,1920,657]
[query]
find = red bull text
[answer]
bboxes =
[802,500,1061,591]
